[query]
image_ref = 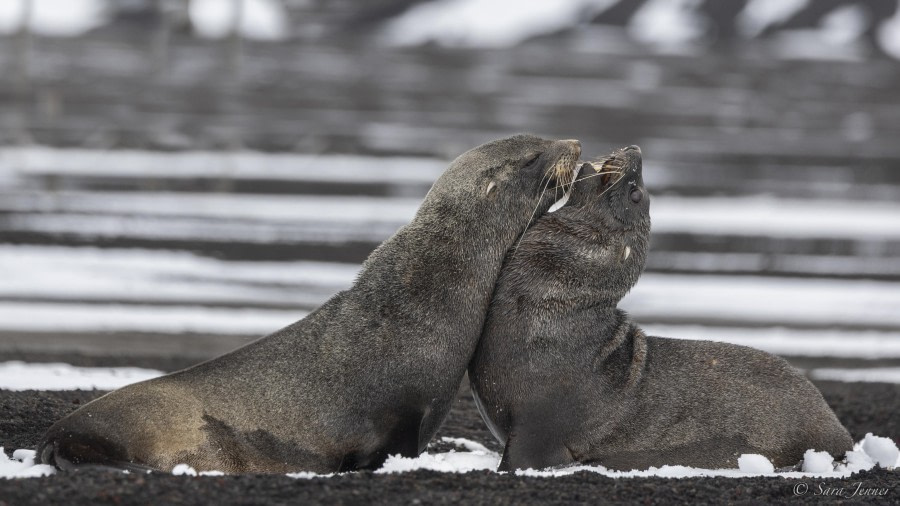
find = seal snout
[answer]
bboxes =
[562,139,582,151]
[545,139,582,184]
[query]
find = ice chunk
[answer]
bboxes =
[1,448,56,479]
[172,464,198,476]
[737,454,774,474]
[862,433,899,467]
[843,449,875,472]
[801,449,834,473]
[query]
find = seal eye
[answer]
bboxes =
[630,188,643,204]
[521,153,542,169]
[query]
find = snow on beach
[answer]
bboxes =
[3,436,897,480]
[2,362,897,479]
[0,146,446,185]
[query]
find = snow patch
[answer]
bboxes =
[820,5,870,46]
[382,0,616,48]
[877,0,900,59]
[0,0,107,37]
[628,0,706,50]
[737,454,774,474]
[189,0,288,41]
[809,367,900,384]
[0,361,163,391]
[171,463,198,476]
[1,449,55,479]
[377,437,498,474]
[286,470,333,479]
[170,464,223,477]
[737,0,809,38]
[770,6,871,62]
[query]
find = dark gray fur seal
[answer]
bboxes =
[37,134,583,474]
[469,146,853,471]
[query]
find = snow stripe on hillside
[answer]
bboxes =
[0,191,423,224]
[0,302,302,335]
[642,325,900,359]
[5,191,900,241]
[3,213,398,244]
[624,274,900,328]
[2,247,899,328]
[809,367,900,383]
[0,361,163,391]
[651,196,900,240]
[0,246,355,305]
[0,147,446,184]
[0,303,897,359]
[3,361,900,394]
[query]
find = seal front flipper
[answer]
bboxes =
[38,430,153,473]
[498,428,575,472]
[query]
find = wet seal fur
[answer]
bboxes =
[469,146,854,471]
[37,134,582,474]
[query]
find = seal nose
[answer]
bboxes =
[562,139,582,156]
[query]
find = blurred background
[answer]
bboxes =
[1,0,899,380]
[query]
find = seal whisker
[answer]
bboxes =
[514,175,553,252]
[547,171,620,192]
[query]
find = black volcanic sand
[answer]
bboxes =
[2,378,899,505]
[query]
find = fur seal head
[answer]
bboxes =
[511,144,650,307]
[421,135,582,224]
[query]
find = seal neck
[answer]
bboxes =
[589,309,647,389]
